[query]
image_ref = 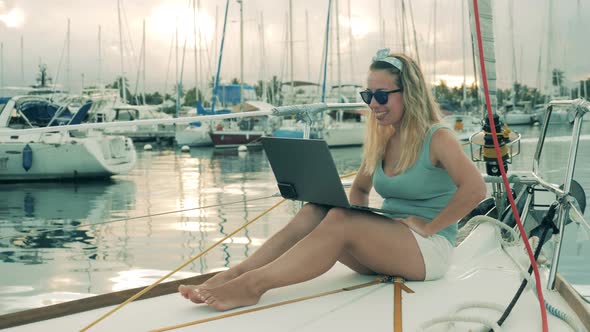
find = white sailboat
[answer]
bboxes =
[0,96,136,181]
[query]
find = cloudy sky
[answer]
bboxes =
[0,0,588,95]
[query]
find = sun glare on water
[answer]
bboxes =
[148,3,214,49]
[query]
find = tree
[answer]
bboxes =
[106,76,132,104]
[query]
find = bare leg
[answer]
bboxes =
[179,203,330,301]
[194,208,425,311]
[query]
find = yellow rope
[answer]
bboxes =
[80,198,286,332]
[150,276,387,332]
[81,170,358,331]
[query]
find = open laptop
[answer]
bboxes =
[260,137,394,215]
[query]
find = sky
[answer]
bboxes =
[0,0,588,95]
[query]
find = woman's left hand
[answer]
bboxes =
[395,216,433,238]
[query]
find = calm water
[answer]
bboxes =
[1,123,589,315]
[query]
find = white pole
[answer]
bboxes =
[239,0,244,111]
[335,0,341,101]
[20,35,24,85]
[117,0,127,102]
[305,10,311,81]
[66,18,71,92]
[347,0,354,84]
[198,0,201,100]
[289,0,294,98]
[0,42,4,87]
[461,0,466,110]
[98,25,102,86]
[142,19,146,104]
[432,0,437,97]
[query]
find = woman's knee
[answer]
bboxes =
[286,203,330,236]
[322,207,356,226]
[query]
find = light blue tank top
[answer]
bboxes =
[373,123,458,245]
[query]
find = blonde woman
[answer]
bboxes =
[179,49,487,311]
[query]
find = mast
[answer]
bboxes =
[305,10,311,81]
[1,42,4,87]
[20,35,24,85]
[379,0,385,47]
[238,0,244,111]
[408,0,420,65]
[98,25,102,86]
[509,0,517,106]
[211,0,230,112]
[347,0,355,84]
[432,0,437,98]
[198,0,201,100]
[142,19,146,104]
[289,0,294,100]
[117,0,127,102]
[321,0,333,102]
[66,18,71,92]
[545,0,554,100]
[335,0,342,101]
[259,12,268,102]
[461,0,467,110]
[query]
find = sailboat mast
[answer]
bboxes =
[98,25,102,86]
[509,0,517,106]
[66,18,71,92]
[321,0,333,102]
[346,0,355,84]
[117,0,127,102]
[1,42,4,87]
[545,0,554,100]
[193,0,201,100]
[289,0,294,99]
[142,19,146,104]
[461,0,467,109]
[239,0,244,111]
[211,0,230,113]
[20,35,24,85]
[432,0,437,97]
[306,10,311,81]
[335,0,342,101]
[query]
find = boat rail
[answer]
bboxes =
[0,102,368,136]
[475,98,590,290]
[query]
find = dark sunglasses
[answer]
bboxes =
[359,88,403,105]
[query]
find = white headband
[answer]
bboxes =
[372,48,403,72]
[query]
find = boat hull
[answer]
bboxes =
[0,132,136,181]
[209,130,264,148]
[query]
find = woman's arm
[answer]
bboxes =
[349,161,374,207]
[399,128,487,237]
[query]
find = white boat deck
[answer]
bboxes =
[5,223,586,332]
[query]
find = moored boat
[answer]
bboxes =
[0,96,136,181]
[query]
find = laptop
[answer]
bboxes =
[260,137,394,215]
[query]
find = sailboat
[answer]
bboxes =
[0,96,136,181]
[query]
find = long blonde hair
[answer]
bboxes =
[362,53,443,176]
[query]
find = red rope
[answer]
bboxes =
[471,1,549,331]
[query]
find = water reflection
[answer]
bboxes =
[0,180,136,263]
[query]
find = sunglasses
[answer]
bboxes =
[359,88,403,105]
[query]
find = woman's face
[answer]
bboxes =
[366,70,404,128]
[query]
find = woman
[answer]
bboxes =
[178,49,487,311]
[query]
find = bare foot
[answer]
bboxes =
[194,275,264,311]
[178,269,241,304]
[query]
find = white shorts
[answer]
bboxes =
[410,230,454,281]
